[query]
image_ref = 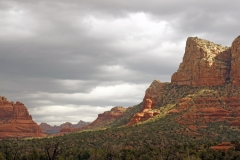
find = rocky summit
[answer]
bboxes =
[0,96,45,138]
[171,36,240,86]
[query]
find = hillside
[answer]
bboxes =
[85,35,240,131]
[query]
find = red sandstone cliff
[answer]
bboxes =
[0,96,45,138]
[171,37,231,86]
[230,36,240,85]
[144,80,169,109]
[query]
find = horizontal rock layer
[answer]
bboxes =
[0,96,45,138]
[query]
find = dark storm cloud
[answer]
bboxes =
[1,0,240,125]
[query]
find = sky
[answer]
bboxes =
[0,0,240,125]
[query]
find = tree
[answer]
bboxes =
[44,141,62,160]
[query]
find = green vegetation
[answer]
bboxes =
[1,113,240,159]
[2,84,240,159]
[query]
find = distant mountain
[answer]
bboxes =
[39,120,90,134]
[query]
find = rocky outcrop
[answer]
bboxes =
[0,96,45,138]
[230,36,240,85]
[171,37,231,86]
[127,97,160,126]
[210,142,234,151]
[88,106,128,128]
[144,80,169,108]
[125,80,167,126]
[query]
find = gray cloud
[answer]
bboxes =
[0,0,240,125]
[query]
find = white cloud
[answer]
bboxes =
[1,0,240,126]
[82,12,173,51]
[28,83,148,103]
[30,104,113,125]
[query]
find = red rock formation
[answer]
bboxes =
[127,98,160,126]
[126,80,167,126]
[171,37,231,86]
[0,96,45,138]
[87,106,128,128]
[166,93,240,129]
[230,36,240,85]
[144,80,169,108]
[211,142,234,151]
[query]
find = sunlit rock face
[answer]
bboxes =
[126,98,160,126]
[230,36,240,85]
[0,96,45,138]
[171,37,231,86]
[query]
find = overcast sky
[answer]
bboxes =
[0,0,239,125]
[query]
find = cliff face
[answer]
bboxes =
[230,36,240,85]
[144,80,169,109]
[0,96,45,138]
[172,36,240,87]
[172,37,232,86]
